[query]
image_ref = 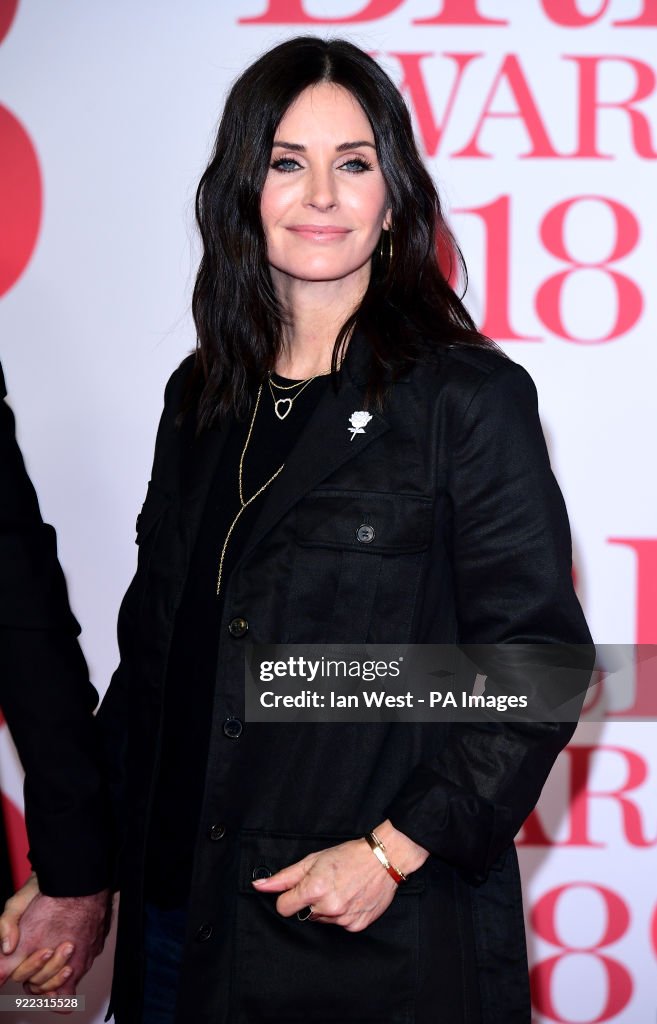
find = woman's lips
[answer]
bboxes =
[286,226,351,240]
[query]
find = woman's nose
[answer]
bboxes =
[304,167,338,211]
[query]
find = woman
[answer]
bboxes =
[21,34,592,1023]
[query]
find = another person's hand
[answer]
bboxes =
[251,818,428,931]
[0,873,111,1007]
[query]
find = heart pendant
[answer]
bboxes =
[274,398,293,420]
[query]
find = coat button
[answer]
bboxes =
[223,717,243,739]
[208,823,226,841]
[196,922,213,942]
[228,617,249,637]
[356,523,375,544]
[252,865,272,880]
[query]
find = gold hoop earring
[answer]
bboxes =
[378,228,393,264]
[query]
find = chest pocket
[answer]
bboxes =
[132,480,177,622]
[290,490,433,644]
[135,480,171,545]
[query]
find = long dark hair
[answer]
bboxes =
[189,35,504,429]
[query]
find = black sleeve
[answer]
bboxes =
[0,366,80,632]
[384,361,595,882]
[95,357,191,888]
[0,364,113,896]
[0,630,113,896]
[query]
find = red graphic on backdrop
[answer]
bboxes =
[387,52,657,160]
[239,0,507,24]
[542,0,657,26]
[390,52,476,157]
[566,56,657,159]
[0,105,42,298]
[531,883,633,1022]
[0,0,18,45]
[608,539,657,644]
[452,194,643,342]
[454,196,540,341]
[536,196,643,342]
[519,745,657,848]
[452,54,561,159]
[0,791,29,889]
[651,903,657,961]
[239,0,657,26]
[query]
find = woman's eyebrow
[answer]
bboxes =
[272,140,376,152]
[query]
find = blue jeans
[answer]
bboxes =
[141,903,188,1024]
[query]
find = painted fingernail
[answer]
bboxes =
[62,944,74,958]
[41,949,54,962]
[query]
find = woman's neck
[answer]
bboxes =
[271,266,367,377]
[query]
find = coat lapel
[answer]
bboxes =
[178,324,392,573]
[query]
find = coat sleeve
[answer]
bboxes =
[95,357,192,886]
[0,364,113,896]
[384,360,595,883]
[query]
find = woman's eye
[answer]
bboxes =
[339,158,374,173]
[270,158,301,172]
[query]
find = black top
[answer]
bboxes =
[144,370,331,906]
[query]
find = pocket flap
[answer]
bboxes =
[296,491,433,554]
[135,481,171,544]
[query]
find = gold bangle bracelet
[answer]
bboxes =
[364,830,407,884]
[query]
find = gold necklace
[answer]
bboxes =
[268,372,322,391]
[267,371,324,420]
[216,380,284,597]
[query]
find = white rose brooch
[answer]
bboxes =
[348,410,373,441]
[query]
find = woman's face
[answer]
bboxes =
[260,82,392,288]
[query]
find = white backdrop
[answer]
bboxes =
[1,1,656,1021]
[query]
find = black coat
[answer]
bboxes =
[98,329,593,1024]
[0,361,111,896]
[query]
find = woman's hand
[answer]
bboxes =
[251,819,429,931]
[0,873,112,1005]
[0,874,76,994]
